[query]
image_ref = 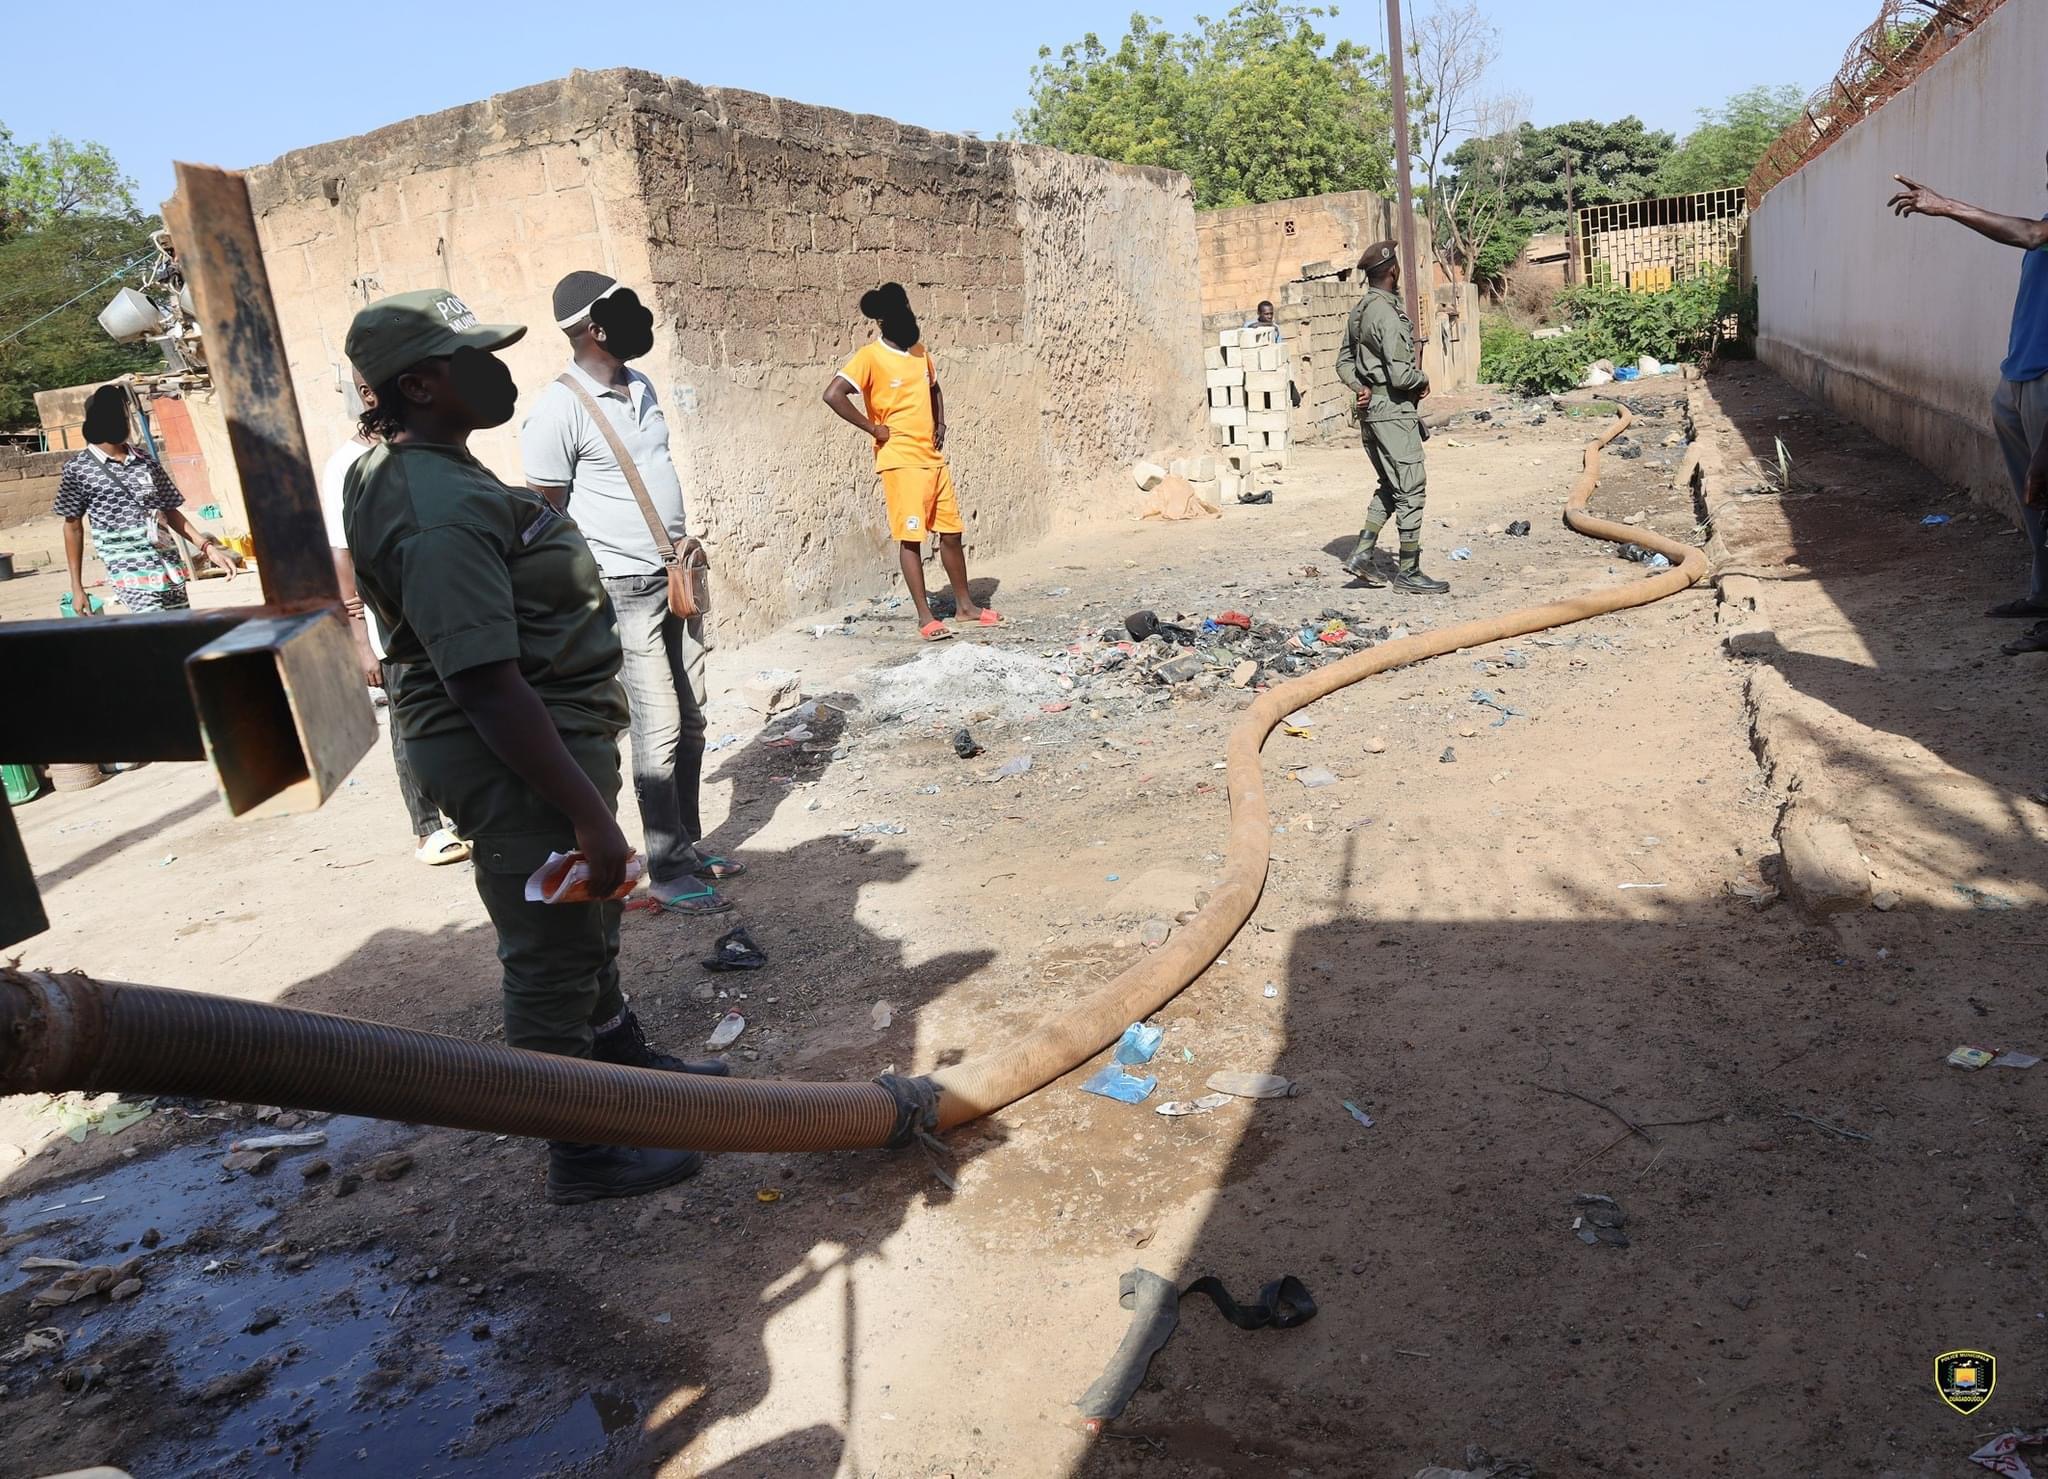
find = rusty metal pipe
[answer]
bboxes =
[2,406,1701,1151]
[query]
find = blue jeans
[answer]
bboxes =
[1993,377,2048,603]
[604,573,709,888]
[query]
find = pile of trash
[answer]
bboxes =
[853,606,1395,726]
[1078,606,1394,697]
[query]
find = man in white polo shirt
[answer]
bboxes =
[520,271,744,915]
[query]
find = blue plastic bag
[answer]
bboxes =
[1114,1021,1164,1065]
[1082,1065,1158,1103]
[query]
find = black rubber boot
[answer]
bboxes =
[1343,542,1387,587]
[592,1008,731,1077]
[546,1142,703,1205]
[1389,565,1451,595]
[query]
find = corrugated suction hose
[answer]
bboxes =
[1,404,1704,1151]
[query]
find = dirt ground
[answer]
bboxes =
[3,368,2044,1478]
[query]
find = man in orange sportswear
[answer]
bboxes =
[823,282,1000,640]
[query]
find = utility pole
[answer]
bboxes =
[1385,0,1421,326]
[1563,149,1579,285]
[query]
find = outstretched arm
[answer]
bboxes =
[1889,176,2048,250]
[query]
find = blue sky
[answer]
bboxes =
[8,0,1878,210]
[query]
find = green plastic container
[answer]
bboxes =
[2,763,40,806]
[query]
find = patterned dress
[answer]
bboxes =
[52,447,191,612]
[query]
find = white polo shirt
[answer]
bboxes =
[519,361,688,580]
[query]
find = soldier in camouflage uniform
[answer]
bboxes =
[1334,240,1449,595]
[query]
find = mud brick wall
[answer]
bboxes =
[0,445,69,532]
[246,69,1203,640]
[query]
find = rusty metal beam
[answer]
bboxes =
[0,162,373,942]
[162,165,337,614]
[0,611,248,762]
[0,799,48,951]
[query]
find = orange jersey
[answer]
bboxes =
[837,339,942,471]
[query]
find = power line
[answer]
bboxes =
[0,252,153,351]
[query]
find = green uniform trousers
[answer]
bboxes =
[1353,414,1429,566]
[404,726,627,1058]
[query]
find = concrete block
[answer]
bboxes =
[1256,346,1282,372]
[1187,455,1216,481]
[1244,370,1287,394]
[1204,346,1225,370]
[1246,411,1289,433]
[1778,812,1872,917]
[1130,461,1168,491]
[1221,346,1241,367]
[1300,259,1340,279]
[1220,469,1244,500]
[1205,368,1244,388]
[1168,457,1188,479]
[1217,328,1242,348]
[1242,326,1278,347]
[1208,406,1248,427]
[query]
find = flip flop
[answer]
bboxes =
[414,827,471,866]
[919,620,953,642]
[692,855,748,882]
[970,609,1004,626]
[653,881,735,916]
[1986,597,2048,619]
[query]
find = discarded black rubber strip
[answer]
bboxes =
[1076,1267,1317,1421]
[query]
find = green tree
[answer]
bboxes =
[1655,85,1804,195]
[1015,3,1396,208]
[0,126,137,235]
[0,123,155,431]
[1488,117,1675,233]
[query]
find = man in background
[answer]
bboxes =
[1891,158,2048,655]
[1335,241,1446,595]
[521,271,743,915]
[319,371,466,865]
[1245,299,1285,343]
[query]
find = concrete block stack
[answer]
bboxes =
[1281,268,1361,446]
[1205,324,1289,469]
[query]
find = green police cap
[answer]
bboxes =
[346,289,525,387]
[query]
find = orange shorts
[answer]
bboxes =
[879,463,963,543]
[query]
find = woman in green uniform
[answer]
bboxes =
[341,289,725,1205]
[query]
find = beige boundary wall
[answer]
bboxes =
[1750,0,2048,514]
[245,69,1205,640]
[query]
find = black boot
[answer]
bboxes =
[546,1142,703,1205]
[1343,542,1387,587]
[592,1008,731,1077]
[1390,565,1450,595]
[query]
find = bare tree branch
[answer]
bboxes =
[1412,0,1501,270]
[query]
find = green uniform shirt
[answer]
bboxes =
[1336,286,1430,425]
[342,440,627,742]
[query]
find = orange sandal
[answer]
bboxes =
[919,620,954,642]
[971,610,1003,626]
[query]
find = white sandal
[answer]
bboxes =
[414,827,472,866]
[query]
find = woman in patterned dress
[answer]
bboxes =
[56,384,236,614]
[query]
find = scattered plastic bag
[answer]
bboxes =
[1449,547,1473,561]
[1294,766,1340,788]
[706,1011,746,1050]
[1342,1100,1375,1128]
[701,926,768,973]
[1922,513,1952,527]
[524,850,646,905]
[1114,1022,1165,1066]
[990,755,1033,779]
[1081,1065,1158,1103]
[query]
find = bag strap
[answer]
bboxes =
[554,373,679,567]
